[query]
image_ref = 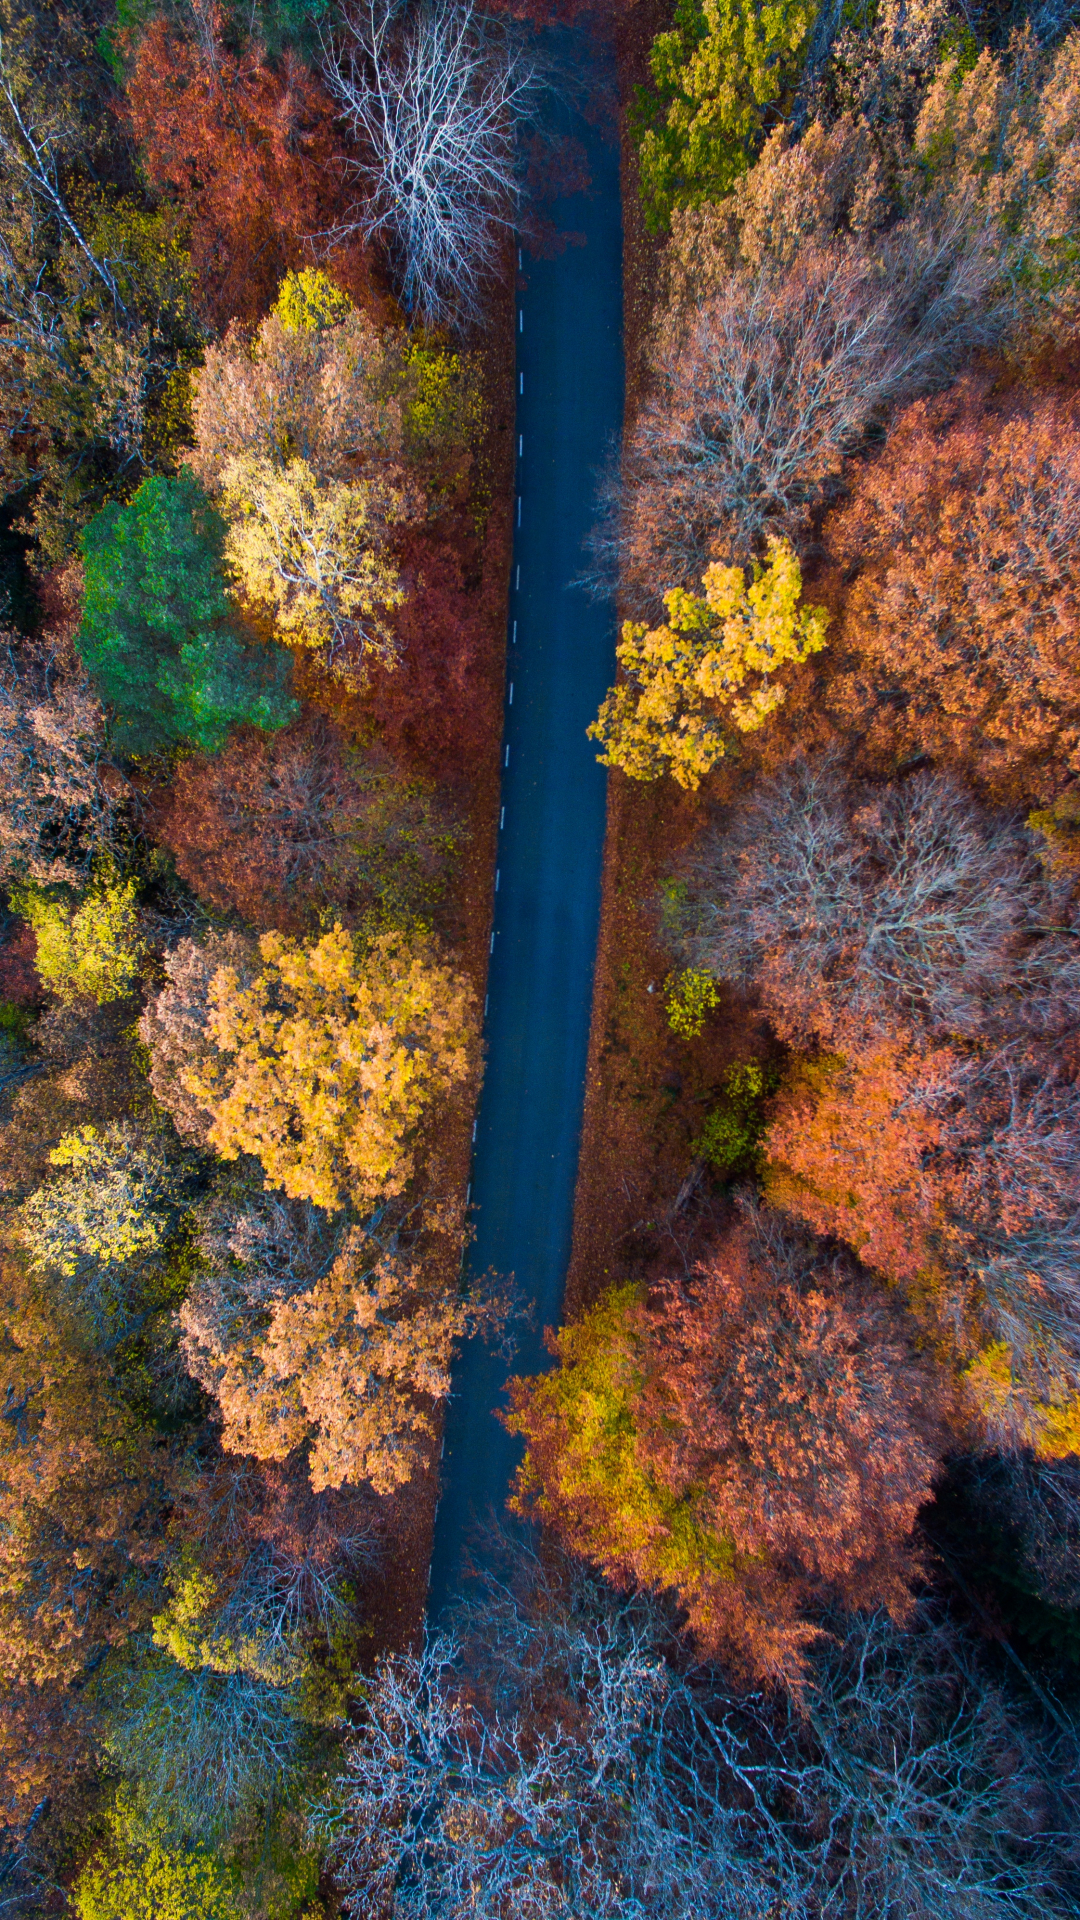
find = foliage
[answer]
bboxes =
[181,1192,503,1492]
[125,10,349,329]
[176,925,477,1209]
[0,655,121,888]
[0,3,205,558]
[823,375,1080,804]
[76,1833,244,1920]
[77,471,298,757]
[590,537,827,786]
[274,267,354,334]
[509,1209,947,1686]
[18,1121,188,1281]
[664,966,719,1039]
[695,1058,773,1175]
[0,1252,168,1684]
[190,294,410,493]
[150,716,452,932]
[763,1046,945,1285]
[220,455,405,675]
[633,0,819,233]
[138,933,260,1149]
[1029,787,1080,874]
[14,871,143,1004]
[100,1646,301,1840]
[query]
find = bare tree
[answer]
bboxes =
[314,1552,1076,1918]
[674,758,1034,1047]
[598,220,1009,612]
[320,0,538,325]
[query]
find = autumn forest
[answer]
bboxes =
[1,0,1080,1913]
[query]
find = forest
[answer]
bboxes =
[1,0,1079,1913]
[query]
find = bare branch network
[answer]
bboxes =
[320,0,539,326]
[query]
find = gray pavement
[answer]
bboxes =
[427,89,624,1615]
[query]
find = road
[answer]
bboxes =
[427,88,624,1615]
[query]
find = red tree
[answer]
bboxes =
[125,11,371,327]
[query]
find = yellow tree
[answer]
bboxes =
[220,455,404,676]
[589,536,827,789]
[186,926,477,1210]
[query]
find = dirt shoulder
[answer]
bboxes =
[364,270,515,1655]
[565,6,773,1320]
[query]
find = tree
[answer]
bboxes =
[148,717,449,931]
[672,758,1034,1047]
[605,226,1006,609]
[138,933,261,1149]
[220,454,404,676]
[77,471,298,757]
[181,1192,502,1492]
[18,1119,190,1290]
[100,1648,300,1841]
[0,5,204,558]
[316,1550,1071,1918]
[763,1045,948,1286]
[0,656,121,888]
[14,870,144,1004]
[508,1208,946,1685]
[156,1456,375,1688]
[0,1253,168,1686]
[320,0,538,324]
[588,536,827,788]
[125,9,349,329]
[632,0,819,233]
[822,376,1080,804]
[76,1833,244,1920]
[181,925,477,1210]
[190,281,410,494]
[315,1569,768,1920]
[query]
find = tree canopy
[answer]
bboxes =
[77,471,297,756]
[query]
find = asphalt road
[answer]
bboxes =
[427,95,624,1616]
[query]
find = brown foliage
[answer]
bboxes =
[125,11,363,327]
[181,1193,502,1493]
[638,1211,946,1624]
[137,932,260,1147]
[763,1045,948,1287]
[369,522,495,772]
[148,717,446,931]
[822,377,1080,804]
[509,1209,947,1685]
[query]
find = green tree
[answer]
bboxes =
[77,471,298,756]
[633,0,819,233]
[589,537,827,789]
[14,872,144,1003]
